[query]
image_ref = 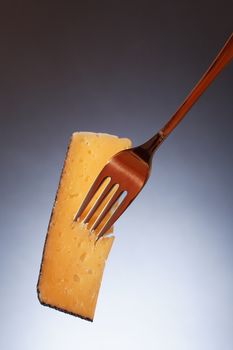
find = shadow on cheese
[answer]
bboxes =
[37,132,131,321]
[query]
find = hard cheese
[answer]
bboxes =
[37,132,131,321]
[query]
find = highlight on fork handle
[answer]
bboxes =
[160,33,233,139]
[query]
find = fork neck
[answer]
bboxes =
[134,131,165,162]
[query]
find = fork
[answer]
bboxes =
[74,33,233,240]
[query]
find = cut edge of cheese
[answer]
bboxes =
[37,131,132,321]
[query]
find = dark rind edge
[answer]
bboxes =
[38,298,93,322]
[36,135,93,322]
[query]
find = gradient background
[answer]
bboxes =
[0,1,233,349]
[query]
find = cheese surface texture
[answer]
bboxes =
[37,132,131,321]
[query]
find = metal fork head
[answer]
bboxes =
[74,148,151,240]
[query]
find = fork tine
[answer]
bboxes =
[91,187,123,231]
[73,172,108,221]
[96,193,132,240]
[83,179,114,223]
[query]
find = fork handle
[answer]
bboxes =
[141,33,233,155]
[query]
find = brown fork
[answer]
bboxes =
[74,33,233,240]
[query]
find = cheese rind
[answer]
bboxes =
[37,132,131,321]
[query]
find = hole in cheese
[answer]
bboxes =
[73,274,80,282]
[80,252,87,262]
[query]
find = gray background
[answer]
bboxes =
[0,1,233,349]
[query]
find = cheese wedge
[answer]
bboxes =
[37,132,131,321]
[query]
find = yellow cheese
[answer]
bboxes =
[37,132,131,321]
